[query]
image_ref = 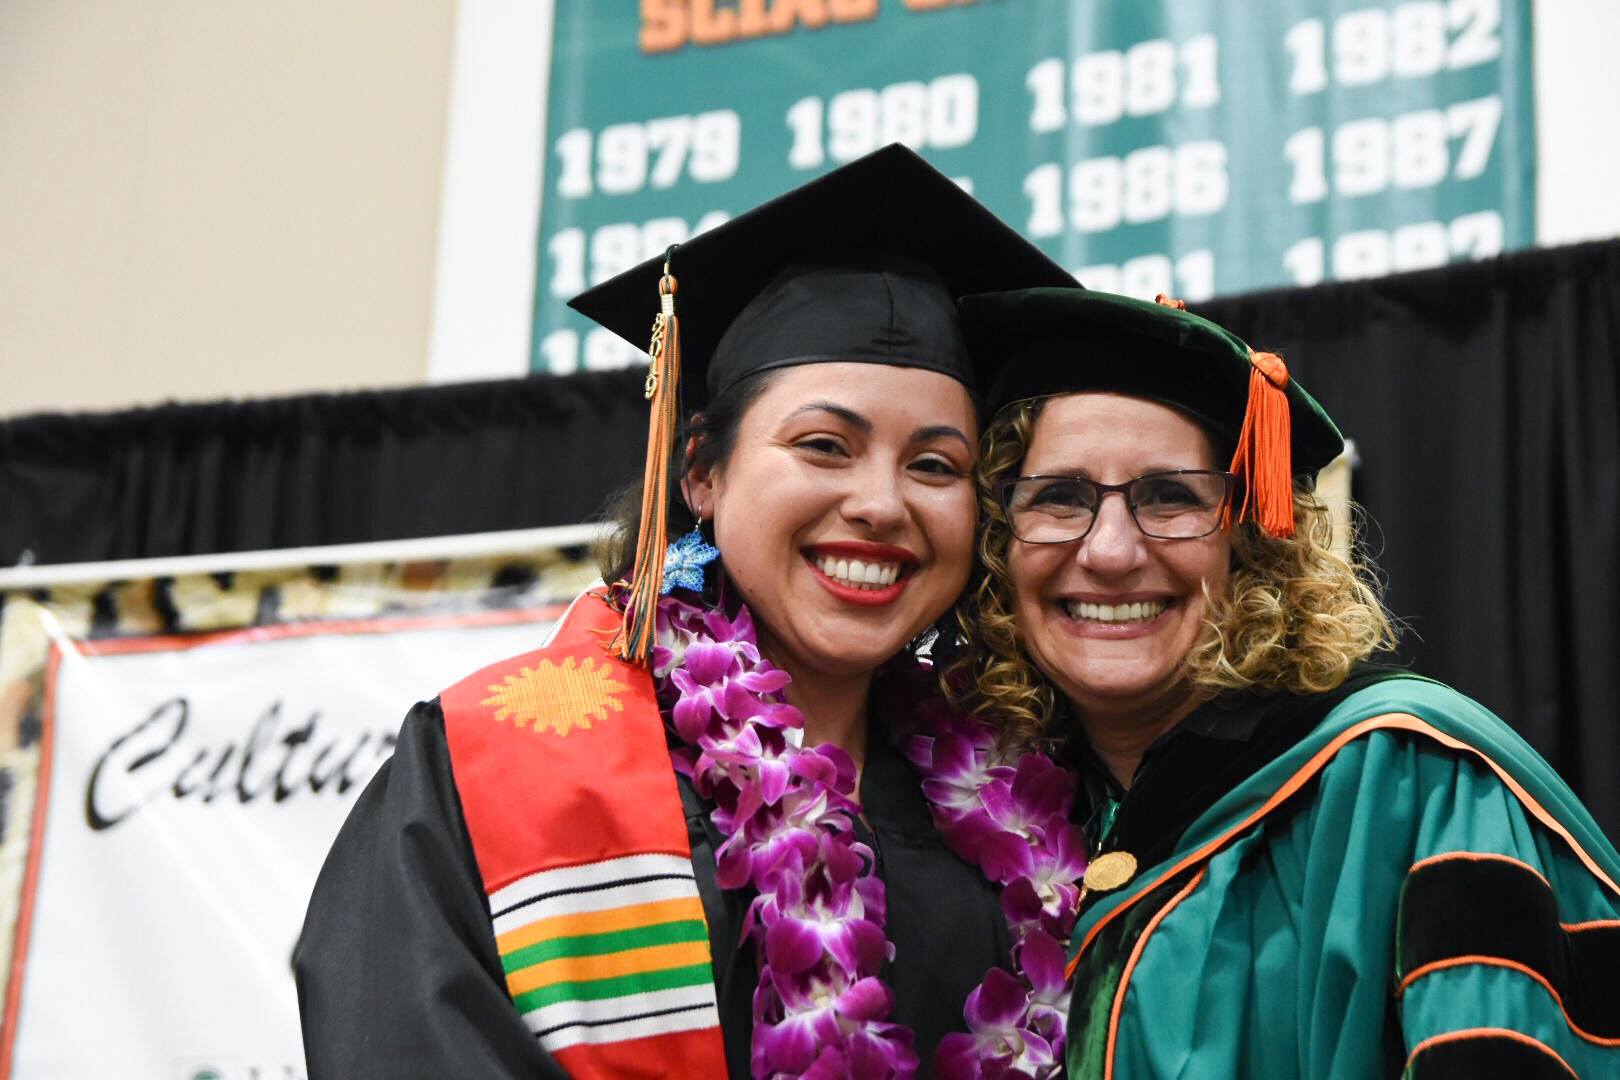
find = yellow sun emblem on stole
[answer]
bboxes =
[480,655,629,737]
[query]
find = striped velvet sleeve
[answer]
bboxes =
[1393,759,1620,1078]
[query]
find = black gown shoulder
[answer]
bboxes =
[293,700,566,1079]
[296,701,1010,1078]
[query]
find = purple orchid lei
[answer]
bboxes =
[649,590,1087,1080]
[899,690,1089,1079]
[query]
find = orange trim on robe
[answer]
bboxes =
[1067,712,1620,982]
[1397,955,1620,1049]
[1405,1027,1578,1079]
[1103,868,1207,1080]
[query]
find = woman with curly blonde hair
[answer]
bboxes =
[952,287,1620,1080]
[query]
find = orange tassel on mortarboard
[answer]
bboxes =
[611,254,682,664]
[1223,350,1295,539]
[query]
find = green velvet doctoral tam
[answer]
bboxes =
[1065,675,1620,1079]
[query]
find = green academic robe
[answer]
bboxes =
[1065,674,1620,1079]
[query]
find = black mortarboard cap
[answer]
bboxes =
[574,146,1073,663]
[568,143,1075,408]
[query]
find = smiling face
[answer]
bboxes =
[688,362,979,681]
[1007,393,1232,723]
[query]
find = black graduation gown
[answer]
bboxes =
[294,700,1011,1079]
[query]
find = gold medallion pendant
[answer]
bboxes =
[1082,851,1138,893]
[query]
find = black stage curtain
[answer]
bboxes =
[0,368,647,565]
[1199,240,1620,839]
[3,240,1617,836]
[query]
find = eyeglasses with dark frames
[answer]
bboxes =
[997,470,1236,543]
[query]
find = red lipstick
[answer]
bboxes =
[806,541,918,562]
[802,541,919,608]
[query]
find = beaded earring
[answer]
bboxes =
[659,519,719,595]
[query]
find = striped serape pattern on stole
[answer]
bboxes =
[491,853,719,1050]
[440,591,728,1077]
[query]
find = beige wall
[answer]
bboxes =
[0,1,456,419]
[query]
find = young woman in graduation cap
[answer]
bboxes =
[295,146,1098,1080]
[947,287,1620,1078]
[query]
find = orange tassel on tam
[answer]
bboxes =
[1224,350,1296,539]
[612,258,682,663]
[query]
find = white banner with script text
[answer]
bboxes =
[0,544,598,1080]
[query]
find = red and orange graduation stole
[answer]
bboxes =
[440,592,727,1078]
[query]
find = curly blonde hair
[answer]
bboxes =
[946,396,1400,748]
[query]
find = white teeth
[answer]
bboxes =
[813,554,904,591]
[1063,599,1167,624]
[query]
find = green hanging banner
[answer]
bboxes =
[532,0,1533,374]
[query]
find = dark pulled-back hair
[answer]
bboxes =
[596,369,783,584]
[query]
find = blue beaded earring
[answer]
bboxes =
[659,518,719,595]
